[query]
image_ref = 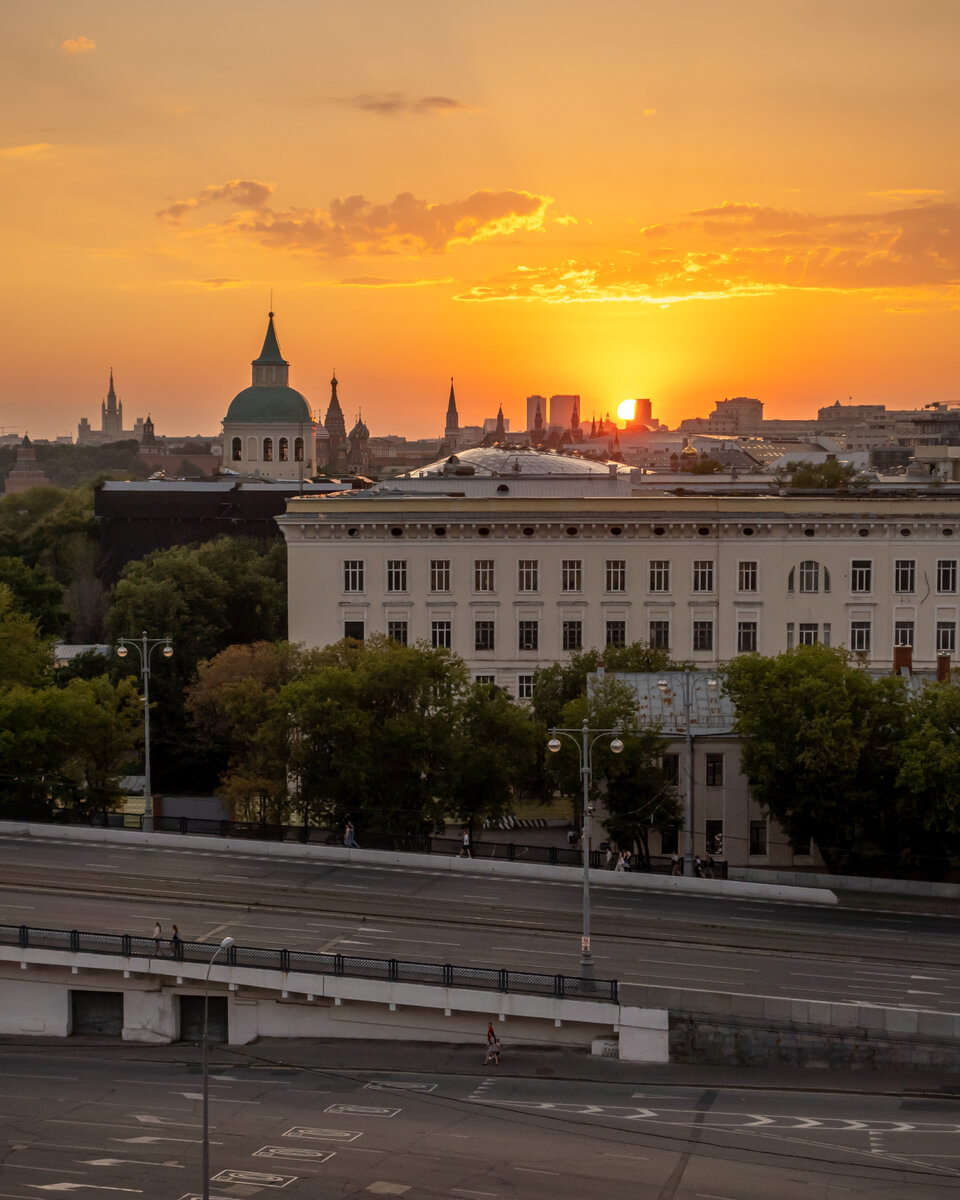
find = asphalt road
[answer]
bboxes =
[3,834,960,1015]
[1,1042,960,1199]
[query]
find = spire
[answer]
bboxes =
[324,371,346,438]
[570,396,580,431]
[251,312,290,386]
[534,399,543,431]
[445,376,459,434]
[495,405,506,442]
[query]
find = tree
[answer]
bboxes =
[896,682,960,851]
[723,645,919,875]
[0,557,66,636]
[0,585,53,689]
[781,459,861,489]
[532,642,675,729]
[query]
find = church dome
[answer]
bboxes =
[225,384,312,424]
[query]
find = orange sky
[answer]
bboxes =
[2,1,959,441]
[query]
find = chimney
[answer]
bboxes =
[892,644,913,676]
[937,653,951,683]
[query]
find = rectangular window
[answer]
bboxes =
[474,559,495,592]
[705,820,723,856]
[799,561,819,593]
[606,620,626,647]
[693,619,713,652]
[738,561,758,592]
[649,560,670,592]
[850,620,871,652]
[386,620,408,645]
[562,620,583,651]
[894,620,915,647]
[895,559,915,594]
[430,560,451,592]
[431,620,451,649]
[938,560,958,594]
[750,820,767,856]
[386,560,407,592]
[649,619,670,649]
[475,674,495,685]
[343,560,364,592]
[823,622,831,648]
[937,621,956,653]
[693,560,714,592]
[517,674,534,700]
[343,620,364,640]
[474,620,495,651]
[518,560,539,592]
[561,560,582,592]
[799,623,818,646]
[786,621,794,650]
[737,620,757,653]
[661,753,679,784]
[518,619,539,651]
[851,560,872,593]
[705,753,724,786]
[605,560,626,592]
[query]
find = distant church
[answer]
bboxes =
[77,370,145,444]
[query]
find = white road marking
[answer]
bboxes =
[514,1167,559,1176]
[174,1093,259,1104]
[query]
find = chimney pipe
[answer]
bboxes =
[937,653,951,683]
[892,644,913,676]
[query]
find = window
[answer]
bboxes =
[387,620,408,645]
[475,620,495,651]
[895,559,915,593]
[231,437,242,461]
[474,560,495,592]
[562,620,583,651]
[649,560,670,592]
[605,560,626,592]
[386,560,407,592]
[750,820,767,856]
[518,619,539,651]
[518,560,539,591]
[799,560,819,592]
[737,620,757,653]
[475,674,496,685]
[517,674,533,700]
[661,753,679,784]
[344,560,364,592]
[343,620,364,640]
[263,437,273,462]
[823,622,831,647]
[606,620,626,647]
[431,620,452,649]
[786,621,794,650]
[705,754,724,786]
[705,820,723,855]
[279,437,289,462]
[294,437,304,461]
[693,560,714,592]
[851,560,872,593]
[738,561,758,592]
[693,619,713,652]
[430,560,451,592]
[938,560,957,594]
[561,560,582,592]
[649,619,670,649]
[850,620,871,652]
[799,623,818,645]
[937,621,956,653]
[894,620,914,647]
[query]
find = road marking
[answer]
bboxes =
[254,1147,335,1161]
[514,1167,559,1176]
[365,1082,437,1093]
[174,1092,260,1103]
[112,1137,214,1146]
[283,1127,362,1142]
[211,1169,296,1187]
[602,1153,650,1160]
[80,1160,184,1169]
[28,1188,141,1194]
[325,1104,399,1118]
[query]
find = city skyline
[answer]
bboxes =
[2,1,959,441]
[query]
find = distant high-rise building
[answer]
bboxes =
[77,369,145,445]
[526,394,547,431]
[549,394,579,431]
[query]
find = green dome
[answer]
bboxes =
[225,385,312,424]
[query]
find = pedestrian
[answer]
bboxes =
[344,819,357,848]
[614,850,626,872]
[622,848,632,872]
[153,921,162,954]
[484,1037,502,1066]
[694,855,705,878]
[170,924,181,958]
[671,854,682,876]
[460,830,471,858]
[605,845,615,869]
[487,1021,495,1045]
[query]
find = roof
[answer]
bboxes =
[224,385,312,424]
[407,445,633,479]
[252,312,287,366]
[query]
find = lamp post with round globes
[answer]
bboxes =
[115,632,173,832]
[655,673,719,874]
[201,936,234,1200]
[548,719,623,978]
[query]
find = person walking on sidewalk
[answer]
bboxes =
[170,924,182,958]
[153,921,162,954]
[460,830,471,858]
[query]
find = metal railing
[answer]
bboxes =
[41,809,727,878]
[0,922,619,1004]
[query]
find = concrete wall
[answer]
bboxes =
[0,977,69,1037]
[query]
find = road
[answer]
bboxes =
[0,1043,959,1199]
[3,834,960,1015]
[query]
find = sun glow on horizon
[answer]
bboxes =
[616,398,637,422]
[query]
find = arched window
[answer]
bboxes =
[231,437,242,461]
[263,437,273,462]
[295,437,304,462]
[279,437,288,461]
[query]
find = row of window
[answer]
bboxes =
[347,616,958,656]
[231,436,305,462]
[345,558,960,595]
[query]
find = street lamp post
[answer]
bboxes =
[202,936,235,1200]
[548,719,623,978]
[116,631,173,832]
[656,673,718,874]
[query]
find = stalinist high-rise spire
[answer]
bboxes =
[101,369,123,440]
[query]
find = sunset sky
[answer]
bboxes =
[2,1,959,441]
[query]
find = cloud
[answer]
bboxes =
[337,275,453,288]
[160,182,551,256]
[61,36,96,54]
[0,143,52,161]
[340,92,473,116]
[157,179,274,223]
[868,188,945,199]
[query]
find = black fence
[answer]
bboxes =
[1,922,619,1004]
[43,809,727,879]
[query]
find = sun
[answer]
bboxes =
[616,399,636,422]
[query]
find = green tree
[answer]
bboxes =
[896,682,960,849]
[0,557,65,636]
[723,644,920,875]
[782,459,861,489]
[532,642,675,729]
[0,585,53,688]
